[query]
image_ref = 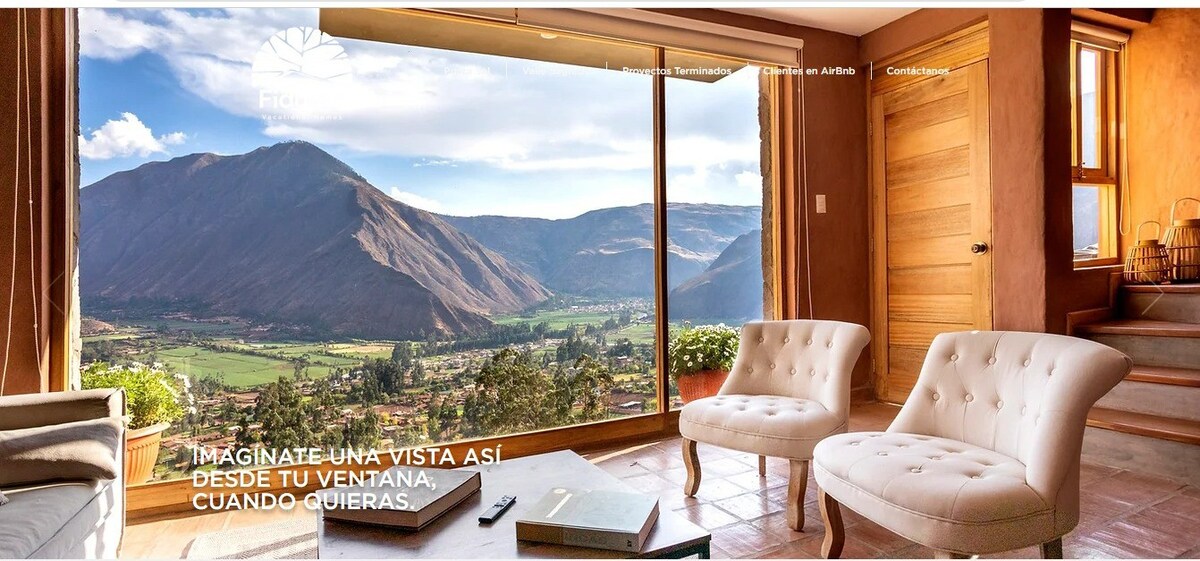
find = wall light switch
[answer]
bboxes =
[815,194,827,214]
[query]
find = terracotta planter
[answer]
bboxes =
[677,369,729,403]
[125,422,170,485]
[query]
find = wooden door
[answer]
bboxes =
[871,61,993,404]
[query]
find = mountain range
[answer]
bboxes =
[444,203,760,297]
[80,141,763,338]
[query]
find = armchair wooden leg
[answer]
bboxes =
[818,488,844,559]
[758,455,767,477]
[786,459,809,531]
[1040,538,1063,559]
[682,438,701,496]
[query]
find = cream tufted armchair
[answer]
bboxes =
[813,331,1131,559]
[678,320,871,531]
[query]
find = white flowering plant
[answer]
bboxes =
[81,362,193,430]
[668,324,740,382]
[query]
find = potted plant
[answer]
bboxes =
[82,362,192,484]
[669,324,740,403]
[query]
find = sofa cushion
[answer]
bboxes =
[0,480,117,558]
[813,431,1058,554]
[679,394,844,459]
[0,418,122,487]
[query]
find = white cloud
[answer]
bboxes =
[78,8,761,182]
[78,112,188,160]
[388,188,445,213]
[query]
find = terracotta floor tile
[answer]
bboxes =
[1150,492,1200,523]
[1067,533,1160,559]
[656,489,699,511]
[695,443,734,461]
[693,478,755,501]
[843,518,914,553]
[1079,463,1123,486]
[886,543,936,558]
[592,457,651,479]
[756,535,824,559]
[1078,490,1134,529]
[748,511,819,545]
[629,451,684,472]
[713,491,786,521]
[724,468,790,491]
[676,503,740,531]
[980,545,1040,559]
[1084,469,1186,508]
[703,457,758,477]
[710,522,782,558]
[708,543,733,559]
[655,466,691,486]
[788,530,883,559]
[1121,507,1200,554]
[1085,518,1192,558]
[622,472,677,493]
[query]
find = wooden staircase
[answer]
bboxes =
[1073,283,1200,487]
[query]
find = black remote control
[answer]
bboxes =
[478,495,516,524]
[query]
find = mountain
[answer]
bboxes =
[80,141,550,339]
[444,204,762,297]
[668,229,764,321]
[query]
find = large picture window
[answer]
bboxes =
[77,8,775,486]
[1070,28,1124,264]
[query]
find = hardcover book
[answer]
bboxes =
[315,466,481,530]
[515,488,659,552]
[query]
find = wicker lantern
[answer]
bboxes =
[1124,221,1171,285]
[1164,197,1200,283]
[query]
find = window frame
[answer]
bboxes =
[1070,31,1123,268]
[78,10,793,518]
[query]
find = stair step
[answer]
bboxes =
[1124,283,1200,294]
[1097,379,1200,422]
[1083,426,1200,487]
[1127,365,1200,387]
[1086,407,1200,446]
[1122,291,1200,323]
[1085,333,1200,370]
[1075,319,1200,338]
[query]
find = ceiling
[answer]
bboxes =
[723,8,918,37]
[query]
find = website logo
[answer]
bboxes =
[253,27,351,121]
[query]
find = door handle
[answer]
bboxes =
[970,242,989,255]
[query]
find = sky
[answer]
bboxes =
[78,8,764,219]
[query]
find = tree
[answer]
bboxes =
[570,355,613,423]
[254,376,315,451]
[344,410,382,450]
[463,348,556,437]
[391,343,414,368]
[410,361,427,387]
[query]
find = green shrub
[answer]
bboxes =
[81,362,190,430]
[668,324,740,381]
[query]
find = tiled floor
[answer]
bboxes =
[584,403,1200,559]
[122,402,1200,559]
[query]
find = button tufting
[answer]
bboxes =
[1023,359,1032,367]
[932,392,940,400]
[807,339,814,345]
[911,468,922,473]
[748,367,754,373]
[850,442,860,446]
[964,394,974,402]
[758,337,765,343]
[877,452,888,456]
[950,354,959,361]
[827,342,833,348]
[988,357,996,365]
[770,363,776,369]
[790,368,797,375]
[810,370,816,377]
[784,337,791,343]
[996,401,1004,409]
[971,475,982,479]
[1021,406,1027,415]
[931,456,942,460]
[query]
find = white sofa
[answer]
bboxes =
[0,389,126,559]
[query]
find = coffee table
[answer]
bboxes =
[317,450,711,558]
